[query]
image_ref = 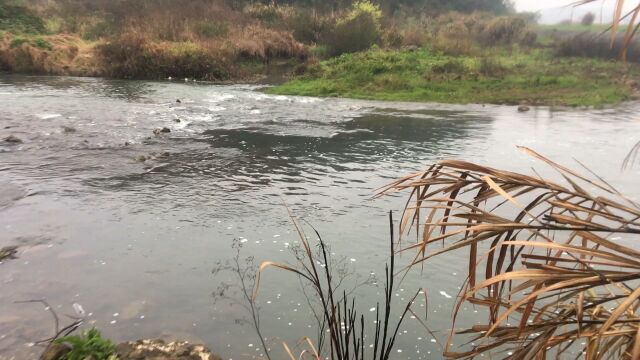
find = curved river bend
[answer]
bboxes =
[1,75,639,359]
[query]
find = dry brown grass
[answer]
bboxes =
[0,33,100,75]
[378,147,640,359]
[231,25,308,62]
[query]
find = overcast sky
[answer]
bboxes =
[513,0,637,23]
[514,0,635,12]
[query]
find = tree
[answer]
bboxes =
[581,11,595,26]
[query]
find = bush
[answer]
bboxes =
[32,37,53,50]
[97,33,230,80]
[82,20,115,40]
[477,57,508,77]
[233,25,308,61]
[193,21,229,38]
[581,12,596,26]
[382,27,403,48]
[282,9,334,45]
[9,37,28,48]
[433,20,477,56]
[481,16,528,46]
[54,328,117,360]
[554,34,640,62]
[326,1,382,56]
[0,4,46,34]
[431,59,466,74]
[243,3,294,23]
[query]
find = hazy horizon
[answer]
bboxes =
[514,0,637,24]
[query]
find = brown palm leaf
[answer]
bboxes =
[379,146,640,359]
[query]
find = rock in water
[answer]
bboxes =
[517,105,531,112]
[41,343,72,360]
[116,339,220,360]
[0,246,18,261]
[62,126,76,133]
[4,135,23,143]
[153,128,171,136]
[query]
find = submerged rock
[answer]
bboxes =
[153,128,171,136]
[4,135,23,144]
[116,339,220,360]
[0,246,18,262]
[517,105,531,112]
[62,126,77,133]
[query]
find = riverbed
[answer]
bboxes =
[1,74,639,360]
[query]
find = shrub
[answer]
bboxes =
[82,20,115,40]
[32,37,53,50]
[232,25,308,61]
[401,25,427,47]
[283,9,334,45]
[481,16,528,46]
[382,27,403,48]
[97,33,229,80]
[0,4,46,34]
[433,20,477,56]
[326,1,382,56]
[243,3,294,23]
[431,59,466,74]
[193,21,229,38]
[581,12,596,26]
[477,57,508,77]
[554,34,640,62]
[54,328,117,360]
[10,37,28,48]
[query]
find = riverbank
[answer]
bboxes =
[268,48,640,106]
[0,31,307,83]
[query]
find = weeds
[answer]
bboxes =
[0,4,46,34]
[212,239,273,360]
[257,209,421,360]
[54,329,117,360]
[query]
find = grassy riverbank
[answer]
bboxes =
[2,1,639,105]
[269,48,640,106]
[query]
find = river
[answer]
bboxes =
[1,74,639,360]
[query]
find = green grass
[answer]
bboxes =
[269,48,638,106]
[9,36,53,50]
[54,328,117,360]
[0,4,46,34]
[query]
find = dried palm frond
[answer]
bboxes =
[378,146,640,359]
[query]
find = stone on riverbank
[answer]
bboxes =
[116,339,220,360]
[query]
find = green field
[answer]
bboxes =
[269,48,638,106]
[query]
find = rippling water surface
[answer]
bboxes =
[1,74,639,359]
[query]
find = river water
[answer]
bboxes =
[0,74,639,360]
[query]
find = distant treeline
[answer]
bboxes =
[20,0,514,15]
